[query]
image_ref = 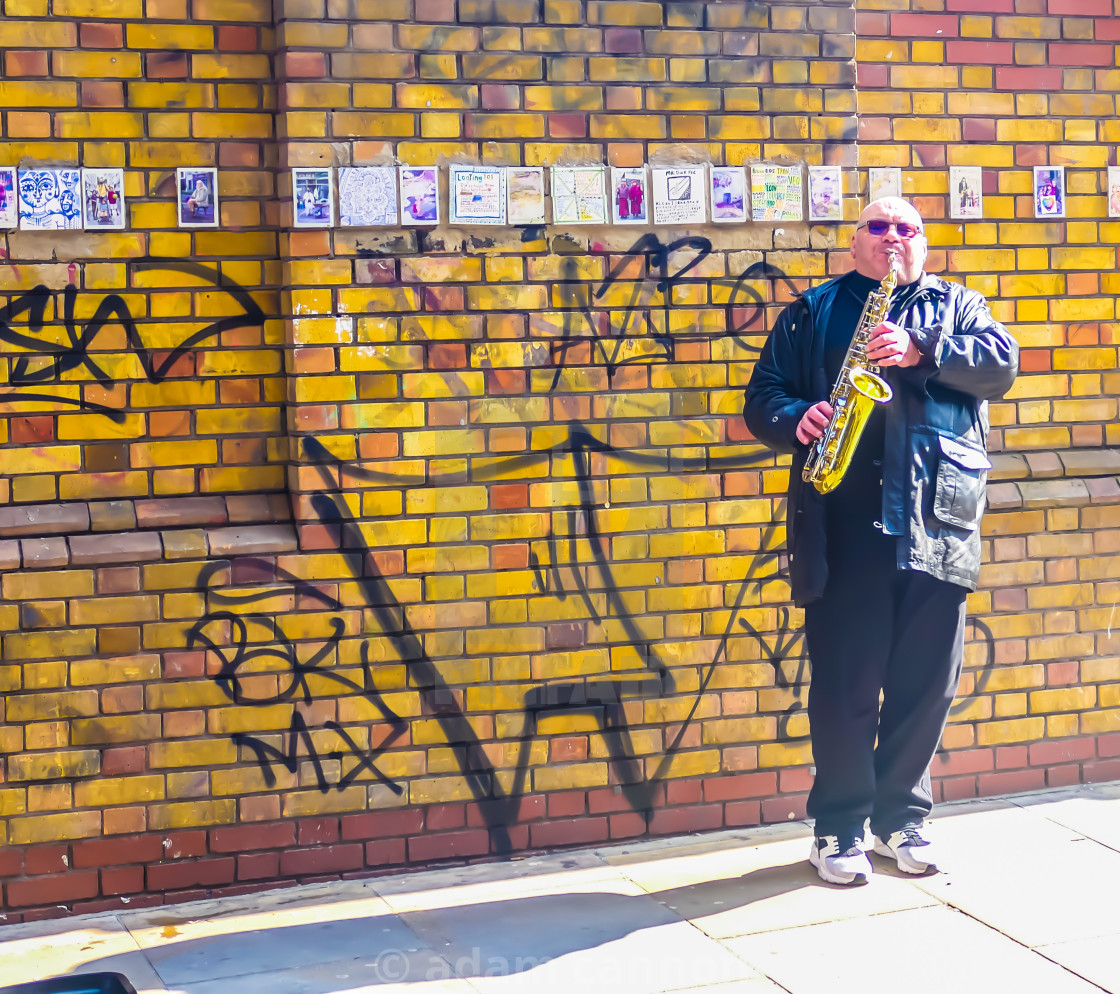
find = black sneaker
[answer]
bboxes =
[809,834,873,886]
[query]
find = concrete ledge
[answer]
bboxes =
[0,494,290,541]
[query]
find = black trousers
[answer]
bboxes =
[803,527,967,840]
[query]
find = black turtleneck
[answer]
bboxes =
[821,271,920,540]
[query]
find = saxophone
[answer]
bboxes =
[802,256,898,495]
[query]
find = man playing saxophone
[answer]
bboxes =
[743,198,1018,885]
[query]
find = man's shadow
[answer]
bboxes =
[49,858,820,991]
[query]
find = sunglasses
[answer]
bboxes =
[857,219,923,239]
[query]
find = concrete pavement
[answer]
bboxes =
[2,781,1118,994]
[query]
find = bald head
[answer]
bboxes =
[858,197,923,229]
[851,197,928,284]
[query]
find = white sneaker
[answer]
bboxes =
[873,827,940,875]
[809,835,873,886]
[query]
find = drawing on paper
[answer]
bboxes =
[611,166,648,224]
[807,166,843,222]
[177,167,219,227]
[710,166,746,223]
[868,167,902,202]
[82,168,126,229]
[339,167,399,227]
[400,167,440,225]
[449,166,506,225]
[651,166,707,225]
[0,168,17,228]
[18,167,83,230]
[293,167,333,227]
[507,167,546,225]
[551,166,608,225]
[950,166,983,220]
[1034,165,1064,219]
[750,164,803,222]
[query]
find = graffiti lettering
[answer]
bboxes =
[0,259,266,422]
[544,235,794,390]
[186,561,406,796]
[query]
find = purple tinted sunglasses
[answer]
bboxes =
[857,219,923,239]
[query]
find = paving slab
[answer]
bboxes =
[167,951,477,994]
[1016,785,1120,852]
[0,917,166,993]
[398,880,750,994]
[614,834,938,939]
[912,803,1120,947]
[121,892,444,989]
[368,849,608,904]
[722,905,1105,994]
[1038,931,1120,992]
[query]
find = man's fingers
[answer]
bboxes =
[797,402,834,444]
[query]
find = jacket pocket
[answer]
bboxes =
[932,435,990,530]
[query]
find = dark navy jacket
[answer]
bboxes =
[743,271,1019,606]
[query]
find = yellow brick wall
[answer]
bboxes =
[2,0,1120,919]
[0,0,283,505]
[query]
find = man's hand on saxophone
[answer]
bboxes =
[865,320,921,368]
[796,400,834,445]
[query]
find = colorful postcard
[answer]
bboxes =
[750,164,803,222]
[177,167,218,227]
[449,165,506,225]
[82,168,126,229]
[18,167,83,230]
[1034,165,1065,219]
[507,166,546,225]
[293,167,333,227]
[808,165,843,222]
[400,166,440,225]
[710,166,747,223]
[651,166,707,225]
[950,166,983,221]
[1109,166,1120,220]
[0,167,16,228]
[868,167,902,202]
[339,166,398,227]
[551,166,608,224]
[610,166,649,224]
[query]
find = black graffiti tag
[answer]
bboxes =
[0,259,266,422]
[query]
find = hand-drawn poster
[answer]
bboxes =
[293,167,333,227]
[400,166,440,225]
[950,166,983,220]
[0,168,17,228]
[82,168,126,229]
[1109,166,1120,220]
[449,165,506,225]
[750,163,803,222]
[1034,165,1065,219]
[551,166,607,224]
[651,166,707,225]
[18,167,83,230]
[338,166,398,227]
[610,166,649,224]
[710,166,747,223]
[507,166,546,225]
[868,167,902,202]
[808,165,843,222]
[177,167,218,227]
